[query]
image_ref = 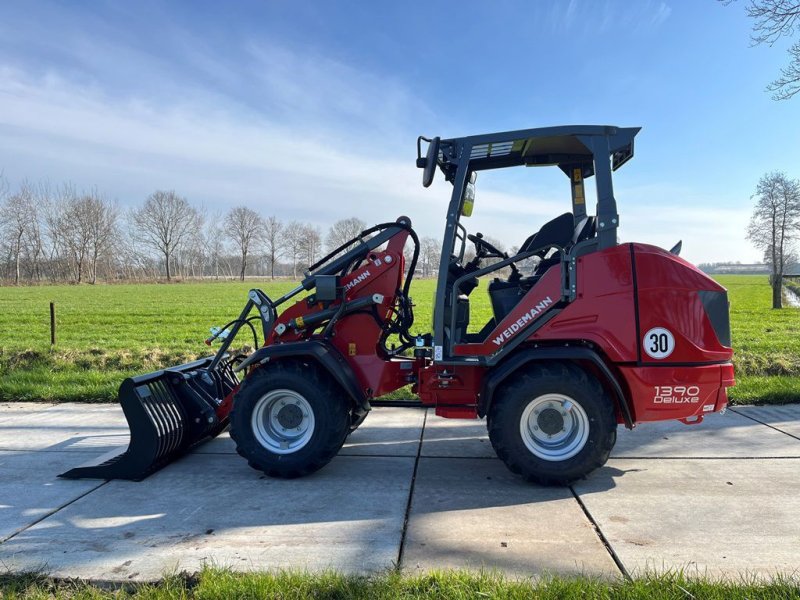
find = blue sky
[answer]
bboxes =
[1,0,799,264]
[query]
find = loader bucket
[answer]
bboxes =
[59,356,238,481]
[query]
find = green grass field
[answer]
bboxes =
[1,569,799,599]
[0,274,797,404]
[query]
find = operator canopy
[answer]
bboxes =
[417,125,640,186]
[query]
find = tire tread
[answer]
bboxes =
[230,360,350,478]
[488,361,616,485]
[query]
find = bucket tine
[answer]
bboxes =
[59,356,238,481]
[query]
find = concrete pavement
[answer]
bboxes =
[0,402,798,582]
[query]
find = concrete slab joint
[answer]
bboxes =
[0,403,798,582]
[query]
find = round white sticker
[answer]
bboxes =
[643,327,675,359]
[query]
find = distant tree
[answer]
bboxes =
[130,190,199,281]
[19,181,47,282]
[0,181,36,284]
[420,237,441,277]
[747,171,800,307]
[724,0,800,99]
[263,215,284,279]
[85,193,118,284]
[325,217,366,252]
[178,208,207,279]
[46,186,117,284]
[208,235,226,280]
[402,239,416,274]
[300,224,323,268]
[204,210,226,280]
[225,206,263,281]
[283,221,305,279]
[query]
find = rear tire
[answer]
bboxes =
[230,361,350,478]
[487,362,616,485]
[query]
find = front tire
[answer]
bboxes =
[488,362,616,485]
[230,361,350,478]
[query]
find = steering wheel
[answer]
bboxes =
[467,233,521,279]
[467,233,505,259]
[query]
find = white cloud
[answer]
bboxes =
[550,0,673,35]
[0,36,758,266]
[651,2,673,27]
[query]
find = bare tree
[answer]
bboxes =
[0,181,36,284]
[23,181,48,281]
[224,206,263,281]
[204,210,226,280]
[420,237,441,278]
[283,221,305,279]
[325,217,366,252]
[85,192,118,284]
[209,235,226,280]
[130,190,199,281]
[747,171,800,307]
[300,225,323,269]
[42,183,74,282]
[263,215,284,279]
[724,0,800,99]
[185,220,208,279]
[44,186,117,283]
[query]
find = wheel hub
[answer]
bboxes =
[519,394,590,461]
[251,389,315,455]
[277,403,303,429]
[537,407,564,435]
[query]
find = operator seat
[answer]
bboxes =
[519,212,575,254]
[487,213,596,323]
[529,214,595,275]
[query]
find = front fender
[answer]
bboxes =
[240,340,368,411]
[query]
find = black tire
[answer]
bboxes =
[230,360,351,478]
[487,362,616,486]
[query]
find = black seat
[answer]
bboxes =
[572,215,596,245]
[487,214,596,323]
[519,212,575,254]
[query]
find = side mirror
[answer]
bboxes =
[419,136,440,188]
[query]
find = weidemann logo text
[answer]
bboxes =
[344,270,371,292]
[492,296,553,346]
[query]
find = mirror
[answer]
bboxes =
[461,172,477,217]
[422,137,440,188]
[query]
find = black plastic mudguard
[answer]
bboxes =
[242,340,369,411]
[479,346,634,428]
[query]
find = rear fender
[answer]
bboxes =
[242,340,368,412]
[479,346,633,429]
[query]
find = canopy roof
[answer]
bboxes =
[440,125,641,173]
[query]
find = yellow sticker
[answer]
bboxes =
[348,343,357,356]
[573,183,585,204]
[573,168,582,183]
[295,316,305,328]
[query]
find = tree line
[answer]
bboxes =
[0,177,443,285]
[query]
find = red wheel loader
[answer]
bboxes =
[61,125,735,485]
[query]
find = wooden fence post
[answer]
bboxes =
[50,302,56,346]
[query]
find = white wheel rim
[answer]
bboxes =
[519,393,589,461]
[251,389,315,455]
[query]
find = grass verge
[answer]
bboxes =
[1,569,799,600]
[1,275,798,404]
